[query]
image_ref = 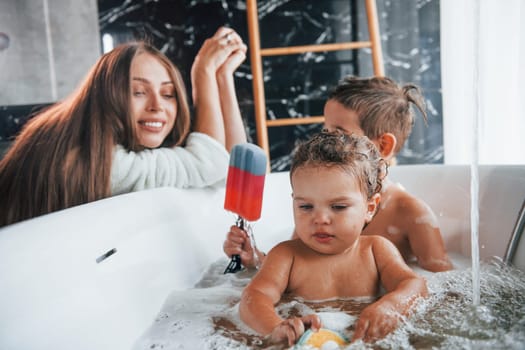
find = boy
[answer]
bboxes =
[239,132,428,346]
[224,76,452,272]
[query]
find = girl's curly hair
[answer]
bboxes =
[290,131,388,199]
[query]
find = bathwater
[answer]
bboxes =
[134,257,525,350]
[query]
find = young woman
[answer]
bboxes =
[0,27,247,227]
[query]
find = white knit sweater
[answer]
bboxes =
[110,132,229,195]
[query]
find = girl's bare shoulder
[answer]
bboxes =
[359,235,398,254]
[266,239,303,258]
[358,234,390,245]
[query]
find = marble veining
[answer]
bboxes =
[0,0,443,171]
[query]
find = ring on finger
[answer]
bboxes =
[225,32,232,44]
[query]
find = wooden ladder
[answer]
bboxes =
[246,0,384,169]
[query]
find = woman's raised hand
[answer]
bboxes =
[217,30,247,76]
[191,27,246,79]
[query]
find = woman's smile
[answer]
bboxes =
[138,119,166,132]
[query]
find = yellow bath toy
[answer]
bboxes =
[295,328,349,349]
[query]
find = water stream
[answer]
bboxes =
[470,0,481,307]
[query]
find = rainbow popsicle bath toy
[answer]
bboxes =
[223,143,267,274]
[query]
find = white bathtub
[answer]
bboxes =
[0,164,524,350]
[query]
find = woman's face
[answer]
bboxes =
[130,52,177,148]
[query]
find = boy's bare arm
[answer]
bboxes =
[352,237,428,342]
[402,196,453,271]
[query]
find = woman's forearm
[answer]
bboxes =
[192,69,226,146]
[217,72,246,151]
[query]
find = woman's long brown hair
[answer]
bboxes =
[0,42,190,227]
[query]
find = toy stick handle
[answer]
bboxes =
[223,216,245,274]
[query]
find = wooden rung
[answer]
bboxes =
[266,116,325,127]
[246,0,383,171]
[261,41,372,56]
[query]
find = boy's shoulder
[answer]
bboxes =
[384,183,434,217]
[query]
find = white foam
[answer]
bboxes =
[317,312,356,332]
[387,225,400,235]
[134,257,525,350]
[320,340,341,350]
[414,213,439,228]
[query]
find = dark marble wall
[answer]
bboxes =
[1,0,443,170]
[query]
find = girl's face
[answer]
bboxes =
[292,165,378,255]
[130,52,177,148]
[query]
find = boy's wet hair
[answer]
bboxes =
[290,131,387,199]
[328,76,427,154]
